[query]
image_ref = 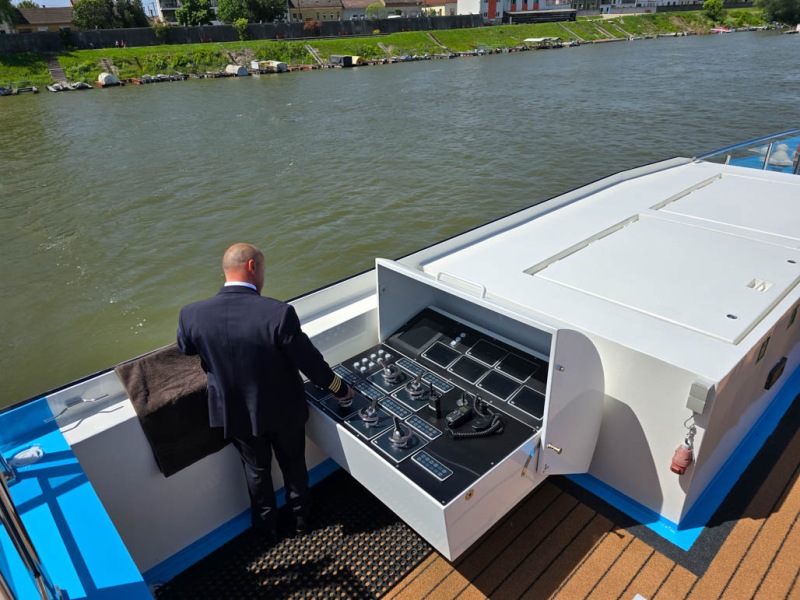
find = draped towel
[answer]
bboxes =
[115,344,228,477]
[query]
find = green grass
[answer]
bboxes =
[309,38,389,60]
[371,32,443,56]
[0,52,51,87]
[0,10,771,84]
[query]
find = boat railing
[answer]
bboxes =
[696,128,800,174]
[0,465,62,599]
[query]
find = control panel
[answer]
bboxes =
[305,307,548,503]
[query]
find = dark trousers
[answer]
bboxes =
[231,426,310,533]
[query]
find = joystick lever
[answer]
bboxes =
[379,358,402,384]
[389,416,411,448]
[406,372,428,401]
[358,395,380,426]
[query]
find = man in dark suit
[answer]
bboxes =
[177,243,353,542]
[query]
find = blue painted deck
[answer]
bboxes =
[0,398,150,600]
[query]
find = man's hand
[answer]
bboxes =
[338,386,355,407]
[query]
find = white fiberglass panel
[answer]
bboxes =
[658,173,800,243]
[534,215,800,344]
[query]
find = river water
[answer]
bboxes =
[1,31,797,407]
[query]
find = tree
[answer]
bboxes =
[17,0,41,8]
[233,16,248,38]
[116,0,148,27]
[216,0,246,23]
[365,1,384,19]
[755,0,800,24]
[1,0,16,22]
[72,0,117,29]
[243,0,285,22]
[703,0,724,21]
[175,0,214,25]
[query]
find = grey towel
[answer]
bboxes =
[115,344,228,477]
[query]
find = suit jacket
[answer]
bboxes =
[177,286,339,438]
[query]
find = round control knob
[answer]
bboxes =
[353,362,360,369]
[370,353,377,359]
[450,340,457,347]
[378,349,385,355]
[361,358,369,364]
[359,366,368,373]
[368,362,375,368]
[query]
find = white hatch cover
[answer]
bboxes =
[533,215,800,344]
[658,172,800,243]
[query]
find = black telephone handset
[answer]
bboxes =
[445,404,473,428]
[446,394,504,439]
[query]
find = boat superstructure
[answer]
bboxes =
[1,130,799,598]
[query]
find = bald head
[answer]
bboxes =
[222,243,265,292]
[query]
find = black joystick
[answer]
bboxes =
[406,372,428,402]
[358,396,380,426]
[379,359,402,384]
[389,416,411,449]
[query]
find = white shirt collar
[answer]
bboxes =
[224,281,257,291]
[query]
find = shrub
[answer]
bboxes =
[152,18,172,43]
[234,17,249,41]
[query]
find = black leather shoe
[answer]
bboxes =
[295,516,311,535]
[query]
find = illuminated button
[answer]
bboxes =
[450,341,457,347]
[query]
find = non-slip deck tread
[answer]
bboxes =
[154,470,430,599]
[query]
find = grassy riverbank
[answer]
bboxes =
[0,9,771,87]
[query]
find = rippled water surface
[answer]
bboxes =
[1,31,798,406]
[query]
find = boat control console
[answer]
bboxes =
[304,259,604,560]
[306,308,543,504]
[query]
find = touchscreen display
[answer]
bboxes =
[467,340,507,366]
[396,317,441,352]
[509,387,545,420]
[478,371,520,401]
[497,353,539,382]
[449,356,487,384]
[423,342,460,368]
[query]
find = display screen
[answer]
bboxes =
[396,317,442,353]
[424,342,460,368]
[467,340,507,366]
[509,387,545,420]
[497,353,539,382]
[449,356,487,384]
[478,371,520,401]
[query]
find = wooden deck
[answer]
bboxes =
[384,396,800,600]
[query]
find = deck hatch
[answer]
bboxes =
[533,216,800,344]
[656,173,800,243]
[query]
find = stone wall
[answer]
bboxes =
[0,15,482,54]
